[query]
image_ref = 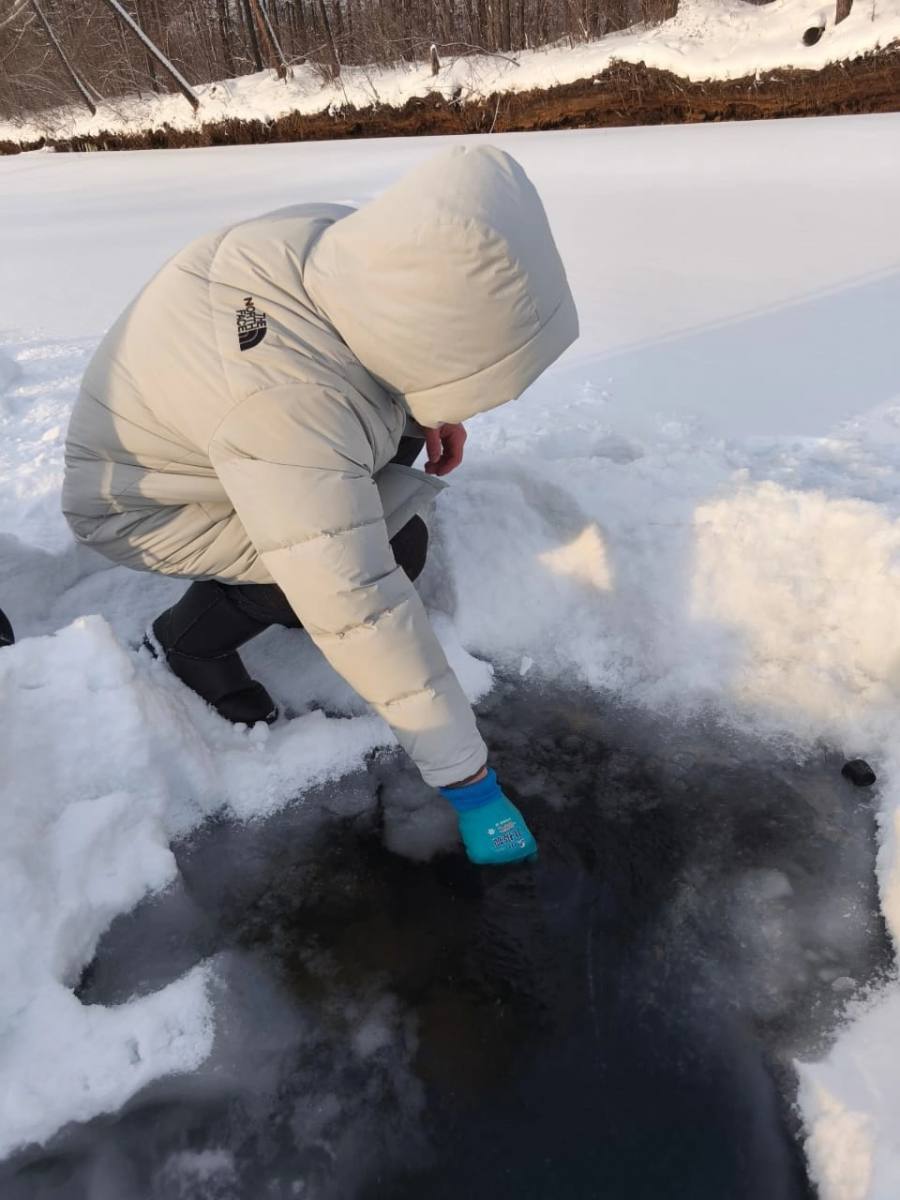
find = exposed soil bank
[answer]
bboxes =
[2,47,899,155]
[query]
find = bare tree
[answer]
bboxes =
[315,0,340,77]
[1,0,685,125]
[499,0,511,48]
[240,0,263,68]
[29,0,97,114]
[249,0,291,76]
[0,0,29,30]
[216,0,237,75]
[98,0,200,109]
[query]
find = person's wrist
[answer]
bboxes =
[444,765,488,789]
[439,767,501,813]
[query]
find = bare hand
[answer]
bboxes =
[424,422,467,477]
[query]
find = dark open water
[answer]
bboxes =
[3,682,892,1200]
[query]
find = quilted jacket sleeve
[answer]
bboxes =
[208,384,487,787]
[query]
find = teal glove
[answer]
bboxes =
[440,769,538,866]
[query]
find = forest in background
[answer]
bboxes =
[0,0,685,120]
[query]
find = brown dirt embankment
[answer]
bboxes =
[2,47,899,155]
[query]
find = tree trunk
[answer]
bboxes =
[330,0,344,60]
[29,0,97,114]
[604,0,631,33]
[113,3,142,93]
[459,0,476,43]
[344,0,353,61]
[315,0,340,77]
[499,0,511,48]
[137,0,161,89]
[218,0,237,75]
[193,0,219,77]
[241,0,264,69]
[248,0,291,77]
[292,0,309,59]
[98,0,200,109]
[475,0,487,46]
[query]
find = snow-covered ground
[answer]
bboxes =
[2,0,899,145]
[2,116,900,1197]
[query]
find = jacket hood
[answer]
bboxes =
[304,145,579,428]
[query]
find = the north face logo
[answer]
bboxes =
[236,296,267,351]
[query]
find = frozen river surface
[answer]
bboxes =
[3,683,890,1200]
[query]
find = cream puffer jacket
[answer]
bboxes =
[63,145,579,785]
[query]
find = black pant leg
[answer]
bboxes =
[392,435,425,468]
[228,435,430,628]
[228,580,302,627]
[390,515,428,583]
[229,518,430,630]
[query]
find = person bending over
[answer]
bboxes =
[62,145,578,866]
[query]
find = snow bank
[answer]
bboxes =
[2,118,900,1190]
[798,985,900,1200]
[0,616,368,1154]
[0,611,488,1153]
[0,611,490,1153]
[2,0,899,144]
[0,619,210,1155]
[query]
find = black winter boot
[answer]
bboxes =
[147,580,278,725]
[0,607,14,648]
